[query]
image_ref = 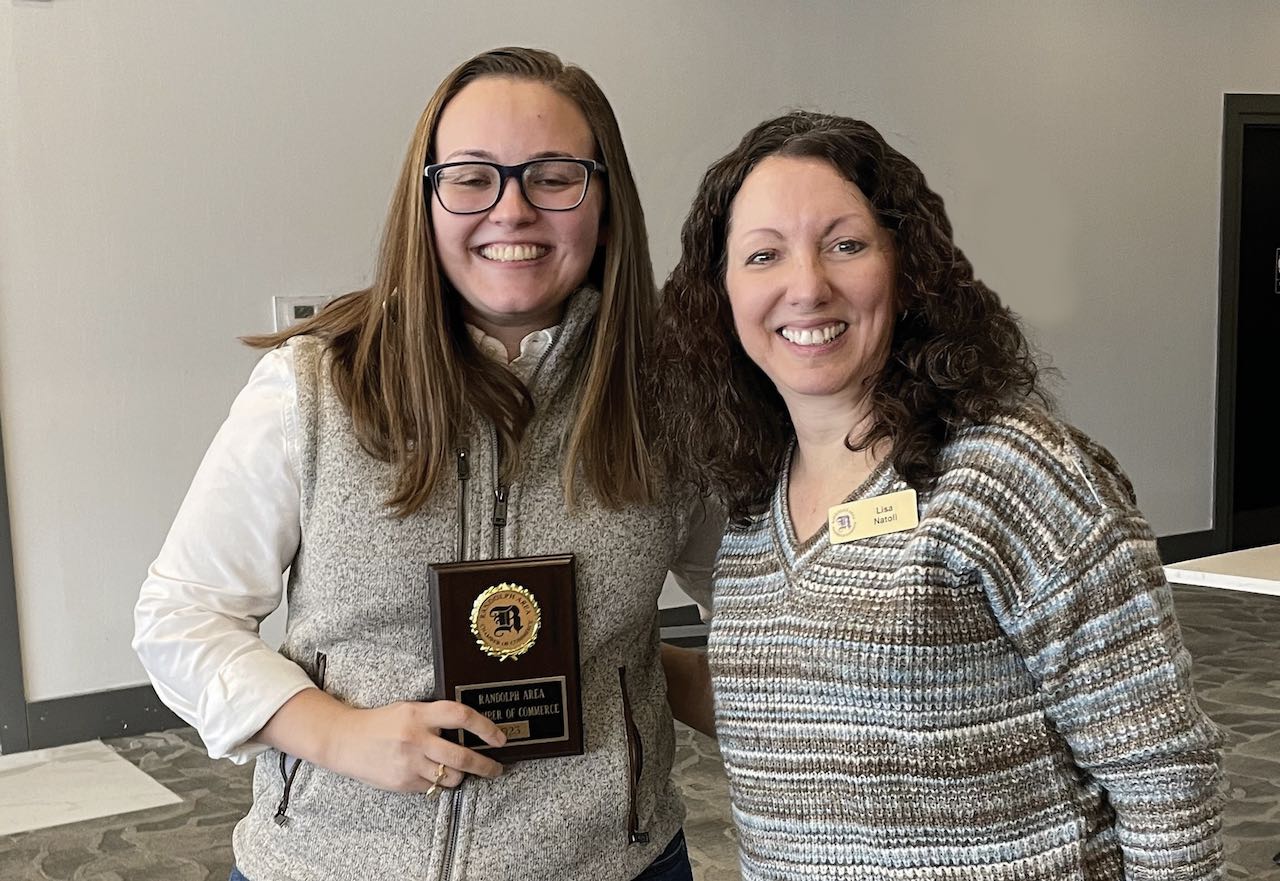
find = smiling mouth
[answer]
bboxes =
[477,244,550,262]
[779,322,848,346]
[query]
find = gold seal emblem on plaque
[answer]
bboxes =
[470,583,541,661]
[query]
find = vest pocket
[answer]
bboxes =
[273,651,327,826]
[618,666,650,845]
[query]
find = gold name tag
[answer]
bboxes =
[828,488,919,544]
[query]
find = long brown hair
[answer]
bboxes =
[654,112,1048,522]
[247,47,658,515]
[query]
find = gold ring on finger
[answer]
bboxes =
[425,762,448,798]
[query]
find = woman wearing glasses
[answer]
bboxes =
[134,47,716,881]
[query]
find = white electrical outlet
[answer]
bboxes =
[272,296,332,332]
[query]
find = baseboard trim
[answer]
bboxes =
[0,423,30,756]
[26,684,184,751]
[1156,530,1222,565]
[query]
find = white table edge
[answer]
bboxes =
[1163,566,1280,598]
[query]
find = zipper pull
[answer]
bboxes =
[493,485,508,529]
[274,754,299,826]
[456,447,472,563]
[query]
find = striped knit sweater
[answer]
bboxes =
[707,406,1224,881]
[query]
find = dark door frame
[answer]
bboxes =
[1213,94,1280,554]
[0,416,30,754]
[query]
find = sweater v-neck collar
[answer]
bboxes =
[770,443,898,573]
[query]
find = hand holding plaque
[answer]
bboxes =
[428,554,583,762]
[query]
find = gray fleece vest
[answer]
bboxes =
[232,289,690,881]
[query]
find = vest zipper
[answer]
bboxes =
[618,667,649,844]
[443,450,505,880]
[527,324,562,387]
[274,651,327,826]
[455,448,470,561]
[442,327,561,878]
[441,447,474,881]
[492,485,508,559]
[489,422,508,560]
[440,786,463,881]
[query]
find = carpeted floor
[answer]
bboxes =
[1,583,1277,880]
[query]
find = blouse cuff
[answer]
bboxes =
[198,649,317,764]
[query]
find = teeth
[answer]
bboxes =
[780,322,847,346]
[479,244,549,262]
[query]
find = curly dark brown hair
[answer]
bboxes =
[653,111,1050,522]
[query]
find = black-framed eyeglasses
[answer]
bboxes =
[424,158,606,215]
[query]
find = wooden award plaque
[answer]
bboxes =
[428,554,583,761]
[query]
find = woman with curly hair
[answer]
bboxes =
[656,112,1223,880]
